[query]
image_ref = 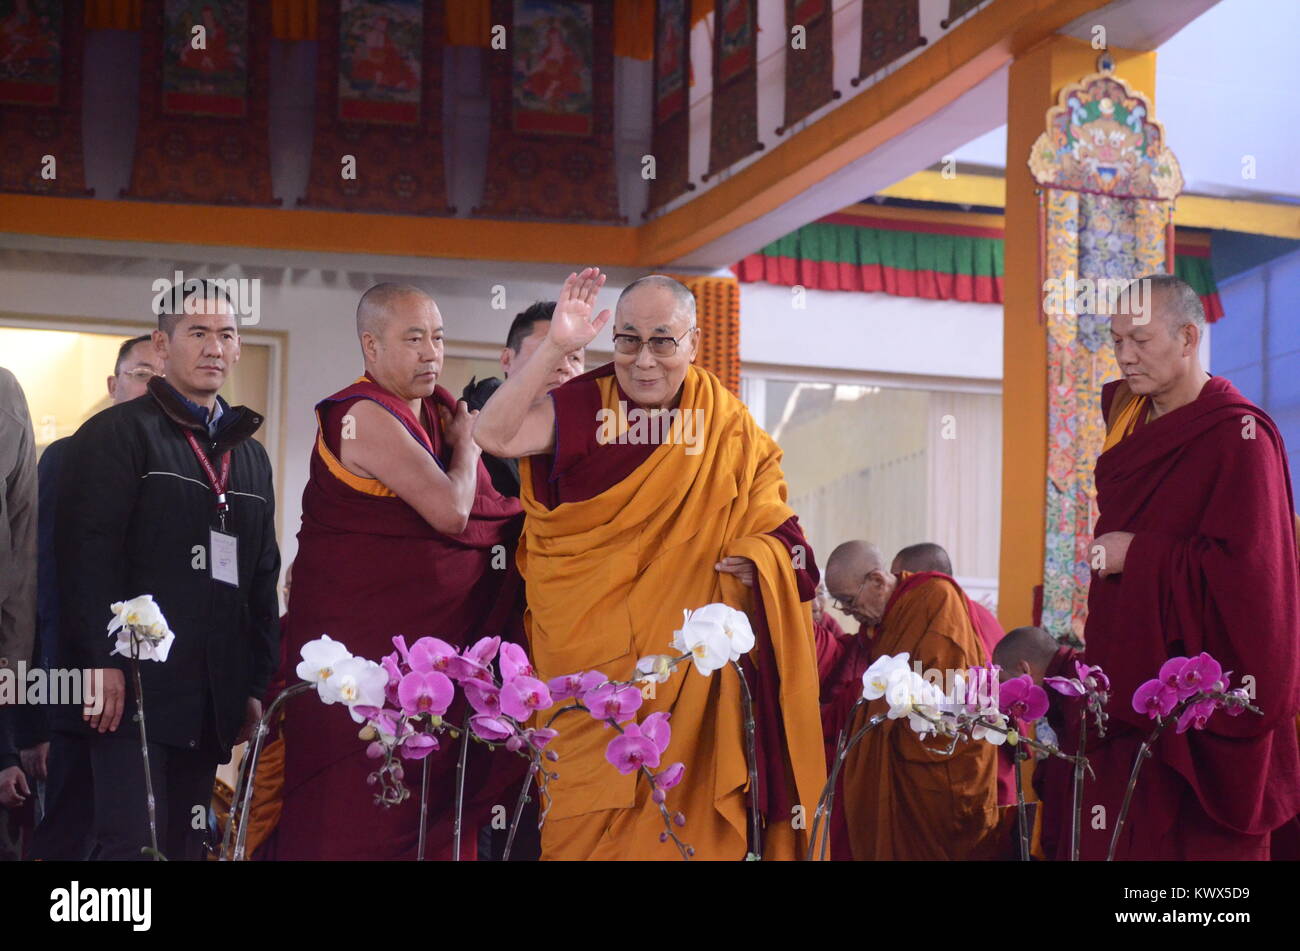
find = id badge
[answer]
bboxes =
[210,529,239,587]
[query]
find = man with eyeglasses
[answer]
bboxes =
[22,335,162,859]
[822,539,1002,860]
[475,268,827,861]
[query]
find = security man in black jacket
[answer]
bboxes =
[55,281,280,860]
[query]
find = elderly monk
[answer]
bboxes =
[825,540,1002,860]
[275,283,525,860]
[892,542,1004,657]
[474,269,826,860]
[1060,274,1300,860]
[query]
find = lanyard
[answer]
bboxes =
[182,428,232,530]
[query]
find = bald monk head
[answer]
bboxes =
[824,540,897,628]
[611,275,699,410]
[356,283,444,405]
[1111,274,1208,415]
[891,542,953,576]
[992,626,1059,683]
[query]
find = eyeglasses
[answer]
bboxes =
[612,329,696,357]
[121,368,161,382]
[831,573,871,613]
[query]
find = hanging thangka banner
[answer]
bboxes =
[162,0,248,117]
[123,0,274,204]
[706,0,759,179]
[1029,67,1183,641]
[301,0,451,215]
[0,0,91,195]
[941,0,982,29]
[647,0,691,212]
[779,0,834,133]
[476,0,621,221]
[856,0,923,85]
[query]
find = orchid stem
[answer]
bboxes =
[502,765,535,862]
[1013,744,1030,862]
[129,644,160,861]
[228,680,314,861]
[806,704,883,862]
[1070,707,1087,862]
[453,710,470,861]
[417,738,431,862]
[732,661,762,861]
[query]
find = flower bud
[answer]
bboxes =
[365,741,384,759]
[672,811,686,827]
[686,847,695,857]
[392,764,405,782]
[358,724,378,742]
[366,772,379,786]
[429,715,444,729]
[652,788,666,804]
[659,832,669,843]
[1006,729,1020,745]
[545,749,560,762]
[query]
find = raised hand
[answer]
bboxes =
[547,267,612,353]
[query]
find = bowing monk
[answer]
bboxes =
[275,284,525,860]
[1062,275,1300,860]
[892,542,1004,657]
[826,541,1002,860]
[474,270,826,860]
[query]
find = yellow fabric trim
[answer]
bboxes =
[1101,392,1148,454]
[313,407,396,498]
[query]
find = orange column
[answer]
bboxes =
[997,35,1156,630]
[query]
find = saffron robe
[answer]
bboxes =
[275,377,525,860]
[518,363,827,860]
[839,572,1002,860]
[1056,377,1300,860]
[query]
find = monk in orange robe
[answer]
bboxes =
[474,270,826,860]
[826,541,1002,860]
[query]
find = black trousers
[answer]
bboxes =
[29,731,95,860]
[87,731,218,861]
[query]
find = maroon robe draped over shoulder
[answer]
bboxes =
[274,377,525,860]
[1059,376,1300,860]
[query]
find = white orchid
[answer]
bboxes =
[971,707,1010,746]
[861,653,911,700]
[107,595,174,663]
[675,603,755,663]
[635,654,675,685]
[296,635,353,688]
[318,655,389,722]
[905,678,946,737]
[671,607,733,676]
[884,670,943,722]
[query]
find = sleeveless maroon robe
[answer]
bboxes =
[274,378,525,860]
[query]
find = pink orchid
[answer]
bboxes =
[1222,687,1250,716]
[1175,697,1218,734]
[397,670,454,718]
[408,637,460,675]
[523,727,558,750]
[640,711,672,755]
[1132,678,1179,719]
[653,761,685,789]
[465,636,501,667]
[997,675,1048,722]
[1176,653,1223,700]
[1044,675,1087,697]
[469,714,514,742]
[583,682,643,724]
[1158,656,1189,690]
[379,652,404,706]
[605,723,661,774]
[549,671,606,702]
[391,635,412,665]
[500,675,553,720]
[462,679,502,717]
[499,642,535,681]
[1076,661,1110,693]
[398,731,439,760]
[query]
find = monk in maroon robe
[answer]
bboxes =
[274,284,524,860]
[1063,275,1300,860]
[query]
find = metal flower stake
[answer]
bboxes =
[106,595,176,862]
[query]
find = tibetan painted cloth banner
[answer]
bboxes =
[124,0,274,204]
[476,0,620,221]
[647,0,691,212]
[780,0,833,132]
[707,0,759,178]
[337,0,424,125]
[0,0,90,196]
[1174,239,1224,323]
[734,217,1005,304]
[1029,68,1183,642]
[941,0,981,28]
[162,0,249,117]
[302,0,451,215]
[857,0,922,83]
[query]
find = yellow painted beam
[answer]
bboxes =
[881,170,1300,240]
